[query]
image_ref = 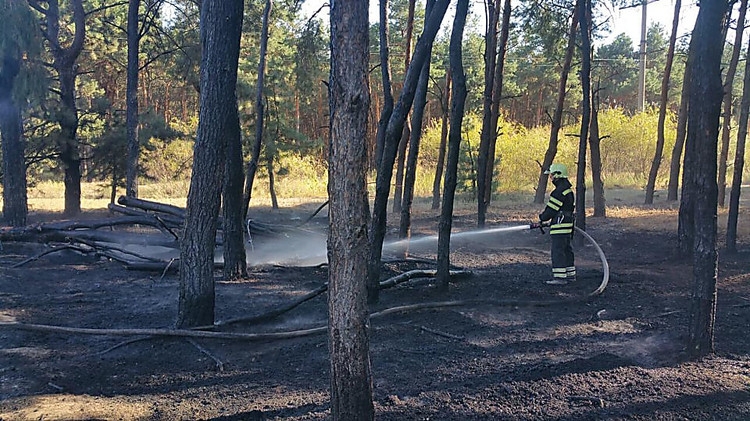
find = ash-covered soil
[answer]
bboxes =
[1,202,749,420]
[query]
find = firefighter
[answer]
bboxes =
[535,163,575,285]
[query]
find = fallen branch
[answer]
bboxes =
[217,270,472,327]
[10,244,95,268]
[215,283,329,327]
[186,338,224,371]
[419,325,465,340]
[297,200,329,227]
[1,296,594,342]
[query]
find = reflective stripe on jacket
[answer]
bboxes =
[539,178,575,235]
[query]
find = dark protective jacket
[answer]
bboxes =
[539,177,575,235]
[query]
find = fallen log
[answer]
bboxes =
[0,225,178,247]
[107,203,183,229]
[117,195,186,219]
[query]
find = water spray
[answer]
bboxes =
[384,221,610,297]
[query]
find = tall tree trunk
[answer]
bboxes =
[668,55,691,202]
[42,0,86,216]
[477,0,500,227]
[178,0,243,328]
[645,0,681,205]
[126,0,141,198]
[726,37,750,252]
[590,83,605,217]
[431,69,450,210]
[266,127,279,209]
[399,0,435,240]
[374,0,394,170]
[368,0,451,303]
[242,0,272,219]
[392,0,416,214]
[328,0,374,418]
[436,0,469,292]
[485,0,511,213]
[574,0,591,237]
[685,0,727,358]
[222,92,247,280]
[534,4,579,204]
[0,52,27,227]
[717,0,747,207]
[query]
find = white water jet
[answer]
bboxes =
[384,224,530,253]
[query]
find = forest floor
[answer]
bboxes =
[0,191,749,420]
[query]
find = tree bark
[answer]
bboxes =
[717,0,748,207]
[42,0,86,216]
[485,0,511,215]
[669,26,697,203]
[328,0,375,418]
[222,91,247,280]
[0,50,27,227]
[178,0,243,328]
[726,39,750,253]
[392,0,416,215]
[645,0,681,205]
[574,0,591,236]
[399,0,435,241]
[368,0,451,303]
[590,83,605,217]
[477,0,501,227]
[437,0,469,292]
[684,0,727,359]
[242,0,272,220]
[534,4,579,204]
[431,69,451,210]
[374,0,394,170]
[125,0,141,198]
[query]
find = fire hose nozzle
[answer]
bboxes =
[530,221,550,234]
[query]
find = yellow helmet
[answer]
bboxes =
[544,163,568,179]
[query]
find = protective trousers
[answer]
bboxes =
[550,233,575,280]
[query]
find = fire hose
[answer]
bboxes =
[529,221,610,297]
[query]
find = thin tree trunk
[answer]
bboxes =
[242,0,272,219]
[534,4,579,204]
[436,0,469,292]
[431,69,451,210]
[726,38,750,252]
[590,83,605,217]
[328,0,374,417]
[477,0,501,227]
[266,125,279,210]
[718,0,748,207]
[667,57,691,202]
[368,0,451,304]
[485,0,511,213]
[126,0,141,198]
[685,0,727,358]
[374,0,394,169]
[574,0,591,238]
[399,0,435,240]
[0,51,27,227]
[645,0,681,205]
[392,0,416,215]
[178,0,243,328]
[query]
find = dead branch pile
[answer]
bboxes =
[0,196,309,271]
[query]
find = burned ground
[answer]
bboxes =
[1,198,749,420]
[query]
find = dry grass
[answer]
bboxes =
[7,183,750,240]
